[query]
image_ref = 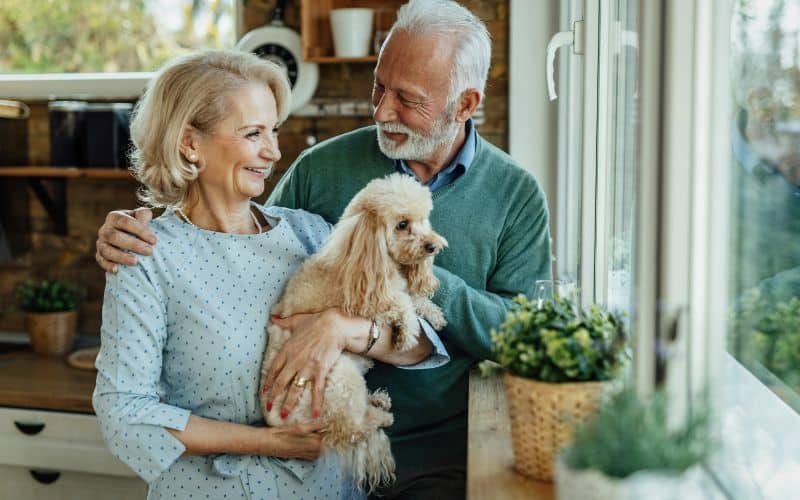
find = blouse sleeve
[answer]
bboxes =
[92,262,191,483]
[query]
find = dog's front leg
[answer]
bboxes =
[379,295,421,352]
[412,296,447,331]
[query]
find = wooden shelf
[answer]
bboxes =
[0,167,134,179]
[301,0,403,61]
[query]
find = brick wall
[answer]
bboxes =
[0,0,509,335]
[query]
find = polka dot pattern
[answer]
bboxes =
[93,205,362,499]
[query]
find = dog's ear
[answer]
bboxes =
[320,210,396,316]
[405,258,439,298]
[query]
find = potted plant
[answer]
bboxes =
[15,279,80,356]
[556,387,715,499]
[488,293,629,481]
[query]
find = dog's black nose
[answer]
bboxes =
[425,243,438,254]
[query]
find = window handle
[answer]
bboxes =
[546,20,584,101]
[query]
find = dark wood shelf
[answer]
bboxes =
[0,167,134,179]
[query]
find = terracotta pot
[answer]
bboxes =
[504,373,611,482]
[25,311,78,356]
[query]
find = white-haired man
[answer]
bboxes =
[96,1,552,497]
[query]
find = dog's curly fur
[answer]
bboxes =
[259,174,447,493]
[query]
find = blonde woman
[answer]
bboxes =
[92,50,447,500]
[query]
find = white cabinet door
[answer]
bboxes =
[0,465,147,500]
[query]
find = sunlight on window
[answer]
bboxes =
[0,0,236,74]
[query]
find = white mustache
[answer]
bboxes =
[378,122,417,135]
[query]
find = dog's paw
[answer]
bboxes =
[368,390,392,411]
[415,299,447,331]
[425,307,447,331]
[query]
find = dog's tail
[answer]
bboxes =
[338,392,395,493]
[342,427,395,494]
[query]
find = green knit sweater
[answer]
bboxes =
[266,125,552,474]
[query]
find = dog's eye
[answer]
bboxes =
[396,220,409,230]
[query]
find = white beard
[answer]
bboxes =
[376,110,461,162]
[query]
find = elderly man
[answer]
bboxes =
[96,1,552,497]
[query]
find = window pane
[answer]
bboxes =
[729,0,800,410]
[0,0,236,74]
[604,0,638,321]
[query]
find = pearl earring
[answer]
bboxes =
[188,153,198,162]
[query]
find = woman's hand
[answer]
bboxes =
[263,309,358,421]
[263,421,327,461]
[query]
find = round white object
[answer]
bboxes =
[235,25,319,113]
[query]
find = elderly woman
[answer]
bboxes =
[92,50,446,500]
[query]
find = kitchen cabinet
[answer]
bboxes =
[300,0,404,62]
[0,407,146,498]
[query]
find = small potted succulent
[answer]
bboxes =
[556,387,715,499]
[15,279,80,356]
[487,293,629,481]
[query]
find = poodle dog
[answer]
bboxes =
[260,173,447,493]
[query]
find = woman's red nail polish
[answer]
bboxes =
[313,410,320,419]
[280,410,288,419]
[267,402,273,411]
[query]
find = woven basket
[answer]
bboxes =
[504,373,610,482]
[25,311,78,357]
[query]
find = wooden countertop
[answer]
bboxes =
[468,371,555,500]
[0,347,96,414]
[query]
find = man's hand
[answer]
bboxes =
[96,208,157,272]
[262,309,369,421]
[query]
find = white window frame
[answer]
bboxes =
[0,2,243,100]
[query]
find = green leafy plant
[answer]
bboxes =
[488,294,629,382]
[730,287,800,391]
[561,387,715,478]
[15,280,79,313]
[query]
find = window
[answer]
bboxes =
[0,0,238,99]
[728,0,800,411]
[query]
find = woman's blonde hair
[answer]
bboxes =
[129,49,291,207]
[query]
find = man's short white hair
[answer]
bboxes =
[389,0,492,103]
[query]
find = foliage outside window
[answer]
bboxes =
[0,0,236,74]
[729,0,800,411]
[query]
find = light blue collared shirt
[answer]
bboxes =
[395,119,477,191]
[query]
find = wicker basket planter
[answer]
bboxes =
[25,311,78,356]
[504,373,610,481]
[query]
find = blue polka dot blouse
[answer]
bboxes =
[93,205,363,500]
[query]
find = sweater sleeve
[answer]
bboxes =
[92,263,191,483]
[433,189,553,361]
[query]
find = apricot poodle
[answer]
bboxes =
[260,173,447,492]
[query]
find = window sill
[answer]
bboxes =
[0,73,152,100]
[708,354,800,498]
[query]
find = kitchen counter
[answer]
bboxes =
[0,347,96,414]
[467,371,554,500]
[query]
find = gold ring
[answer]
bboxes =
[293,376,308,388]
